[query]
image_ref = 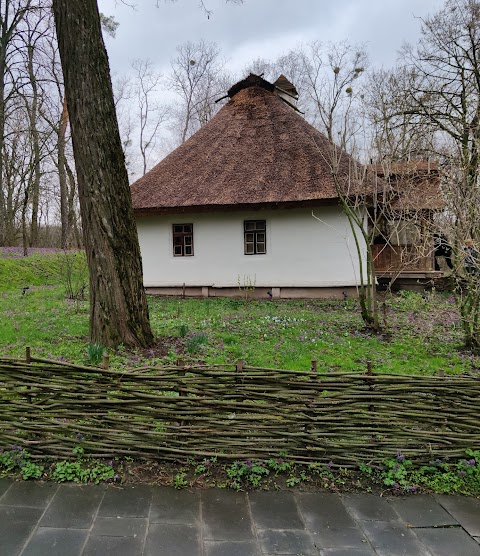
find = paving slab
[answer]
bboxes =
[150,486,200,524]
[257,529,318,555]
[435,494,480,536]
[311,526,370,550]
[82,535,144,556]
[0,506,43,556]
[249,491,304,530]
[98,484,152,518]
[144,522,201,556]
[90,516,147,537]
[360,520,433,556]
[1,483,480,556]
[39,484,104,529]
[204,540,260,556]
[320,549,377,556]
[388,495,458,528]
[297,492,358,530]
[414,526,480,556]
[0,477,12,498]
[202,489,255,541]
[297,492,368,548]
[0,481,58,508]
[342,494,399,522]
[21,527,87,556]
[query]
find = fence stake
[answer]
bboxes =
[177,359,186,398]
[311,359,317,373]
[236,359,244,372]
[25,347,32,404]
[102,354,109,369]
[365,361,375,416]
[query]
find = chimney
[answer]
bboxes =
[274,74,299,109]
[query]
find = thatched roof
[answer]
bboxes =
[131,76,366,215]
[372,161,444,211]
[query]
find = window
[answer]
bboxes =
[244,220,266,255]
[173,224,194,256]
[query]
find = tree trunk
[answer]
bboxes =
[58,96,69,248]
[26,44,41,247]
[65,158,82,248]
[0,17,7,246]
[52,0,153,348]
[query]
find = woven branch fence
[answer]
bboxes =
[1,353,479,466]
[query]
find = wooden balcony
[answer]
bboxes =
[372,244,435,274]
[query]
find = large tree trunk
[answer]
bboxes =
[52,0,154,348]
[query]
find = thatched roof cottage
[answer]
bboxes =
[130,74,368,299]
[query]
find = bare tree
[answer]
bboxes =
[299,41,368,146]
[364,67,438,162]
[18,5,52,247]
[168,40,227,144]
[244,41,368,143]
[0,0,36,245]
[402,0,480,347]
[130,58,169,176]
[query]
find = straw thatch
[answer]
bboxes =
[373,161,444,211]
[131,76,366,216]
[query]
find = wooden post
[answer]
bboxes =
[311,359,317,373]
[235,359,244,386]
[365,361,374,413]
[102,354,109,369]
[26,347,32,404]
[437,369,445,377]
[177,358,186,397]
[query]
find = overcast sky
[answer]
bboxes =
[98,0,446,79]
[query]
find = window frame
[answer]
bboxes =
[172,223,194,257]
[244,220,267,255]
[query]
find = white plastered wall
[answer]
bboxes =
[136,206,367,288]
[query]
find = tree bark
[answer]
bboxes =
[65,158,82,248]
[26,43,41,247]
[52,0,154,348]
[58,96,69,248]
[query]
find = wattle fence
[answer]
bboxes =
[1,354,479,466]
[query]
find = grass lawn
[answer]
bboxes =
[1,248,478,375]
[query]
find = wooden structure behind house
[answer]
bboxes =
[371,161,446,290]
[130,74,371,299]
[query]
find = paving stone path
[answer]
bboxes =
[1,478,480,555]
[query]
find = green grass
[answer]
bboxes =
[1,252,478,374]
